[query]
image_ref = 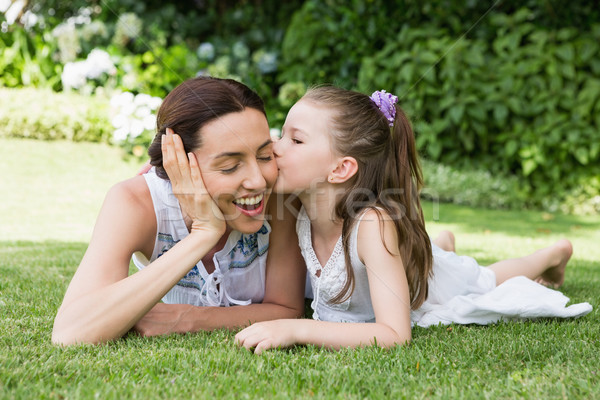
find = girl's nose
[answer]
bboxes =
[273,138,283,158]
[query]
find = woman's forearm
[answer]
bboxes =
[135,301,304,337]
[190,303,303,331]
[52,231,219,345]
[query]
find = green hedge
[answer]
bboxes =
[0,88,113,143]
[357,9,600,207]
[421,160,526,211]
[277,2,600,209]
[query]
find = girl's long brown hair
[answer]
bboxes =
[303,87,433,309]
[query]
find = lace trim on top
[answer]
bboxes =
[297,207,351,320]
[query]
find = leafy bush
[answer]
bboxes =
[358,9,600,207]
[420,159,527,210]
[0,26,62,89]
[0,88,112,143]
[279,0,600,89]
[421,159,600,215]
[279,0,391,88]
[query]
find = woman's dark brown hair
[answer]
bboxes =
[302,86,433,310]
[148,76,266,179]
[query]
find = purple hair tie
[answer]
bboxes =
[370,90,398,126]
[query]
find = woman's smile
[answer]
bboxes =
[233,192,265,217]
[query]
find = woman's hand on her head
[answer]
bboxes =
[162,128,226,237]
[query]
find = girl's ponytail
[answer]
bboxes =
[386,106,432,308]
[388,107,423,219]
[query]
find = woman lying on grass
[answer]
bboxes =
[235,86,592,353]
[52,77,306,345]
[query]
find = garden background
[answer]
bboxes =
[2,0,600,213]
[1,0,599,398]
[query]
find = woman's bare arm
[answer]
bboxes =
[53,133,225,345]
[52,178,223,345]
[133,194,306,336]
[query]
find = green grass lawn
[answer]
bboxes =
[1,138,599,399]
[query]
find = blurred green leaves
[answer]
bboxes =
[357,9,600,209]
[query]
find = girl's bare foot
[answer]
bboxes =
[433,230,456,253]
[535,239,572,289]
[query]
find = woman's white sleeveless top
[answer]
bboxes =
[132,167,270,307]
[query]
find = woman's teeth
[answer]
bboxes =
[233,194,263,206]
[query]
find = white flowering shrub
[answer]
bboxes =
[110,91,162,156]
[61,49,116,91]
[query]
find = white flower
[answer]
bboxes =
[232,41,249,59]
[113,126,129,142]
[121,102,136,117]
[254,50,278,74]
[135,106,151,118]
[110,91,160,143]
[143,114,156,130]
[61,61,87,89]
[148,96,162,110]
[134,93,152,106]
[21,10,39,30]
[62,48,115,89]
[110,91,135,108]
[53,22,80,63]
[111,114,128,129]
[80,20,107,41]
[129,120,145,138]
[85,49,115,79]
[114,13,142,43]
[197,42,215,61]
[0,0,12,13]
[2,0,25,25]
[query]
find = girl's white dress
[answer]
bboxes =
[297,207,592,327]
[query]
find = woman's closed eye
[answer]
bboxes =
[221,163,240,174]
[257,153,273,162]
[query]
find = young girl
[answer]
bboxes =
[235,86,592,353]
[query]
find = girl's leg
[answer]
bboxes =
[433,230,455,252]
[487,239,572,288]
